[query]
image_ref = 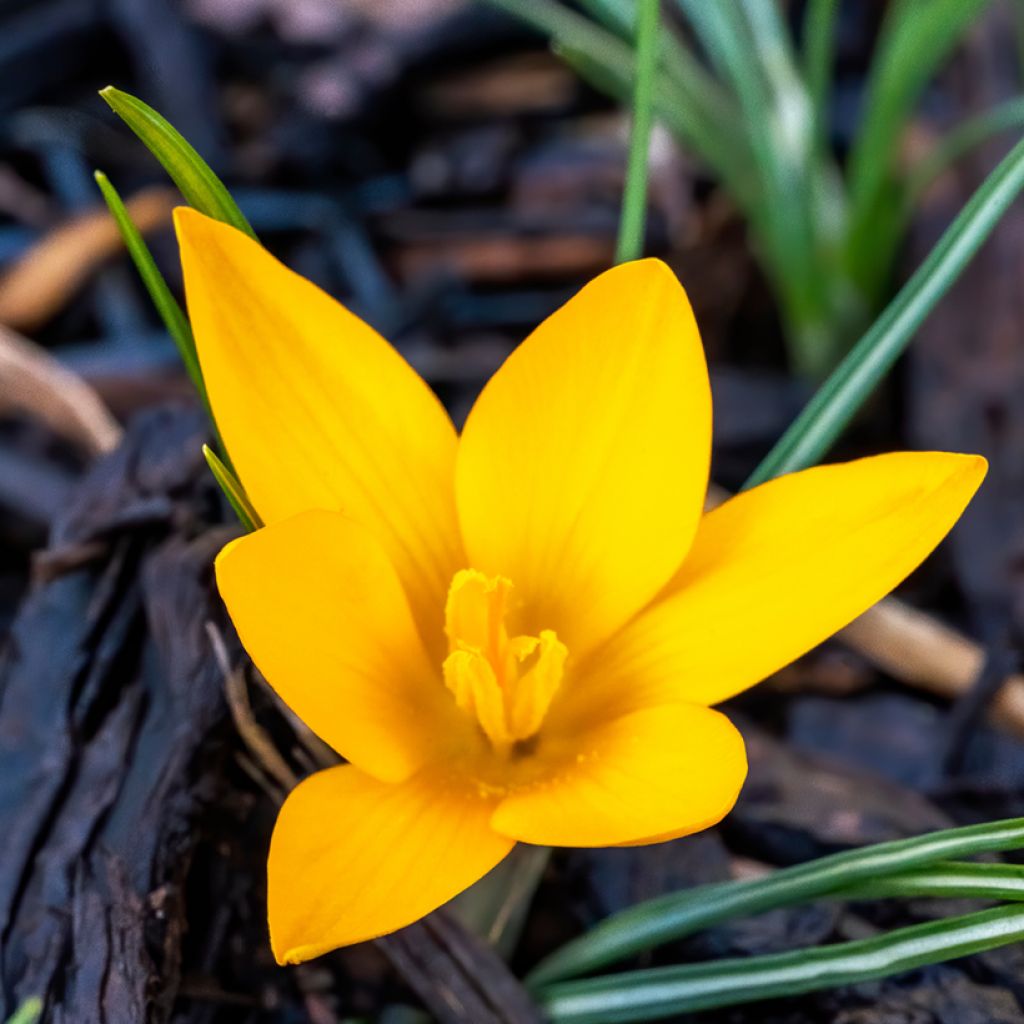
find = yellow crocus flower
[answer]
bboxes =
[174,207,985,965]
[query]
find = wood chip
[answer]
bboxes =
[0,323,122,455]
[0,186,176,332]
[378,911,543,1024]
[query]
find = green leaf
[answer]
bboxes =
[846,0,994,213]
[94,169,238,470]
[527,815,1024,986]
[203,444,262,532]
[93,170,205,399]
[745,130,1024,488]
[5,1000,42,1024]
[100,86,255,239]
[576,0,732,127]
[540,903,1024,1023]
[800,0,839,153]
[843,0,994,291]
[675,0,842,377]
[842,860,1024,903]
[615,0,660,264]
[485,0,754,207]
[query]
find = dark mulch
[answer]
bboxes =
[2,2,1024,1022]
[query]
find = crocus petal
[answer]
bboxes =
[269,764,513,963]
[176,208,461,642]
[216,509,467,783]
[566,451,986,718]
[455,259,710,656]
[491,703,745,847]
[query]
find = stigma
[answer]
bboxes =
[442,569,567,751]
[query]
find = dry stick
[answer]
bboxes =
[837,602,1024,731]
[0,186,176,332]
[0,191,177,457]
[0,323,122,455]
[252,664,339,771]
[706,483,1024,735]
[206,621,298,793]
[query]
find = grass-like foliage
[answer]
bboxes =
[484,0,1024,377]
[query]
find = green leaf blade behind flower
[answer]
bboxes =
[746,130,1024,488]
[844,0,994,252]
[842,860,1024,903]
[203,444,262,532]
[527,815,1024,986]
[801,0,839,153]
[93,170,205,400]
[540,904,1024,1023]
[100,86,256,239]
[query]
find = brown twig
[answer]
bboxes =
[0,187,176,332]
[252,665,339,771]
[0,323,122,455]
[205,621,298,794]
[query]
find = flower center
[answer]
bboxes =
[442,569,567,752]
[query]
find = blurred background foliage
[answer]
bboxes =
[487,0,1024,377]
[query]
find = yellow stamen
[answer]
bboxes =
[442,569,567,749]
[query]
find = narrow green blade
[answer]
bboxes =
[5,1000,42,1024]
[800,0,839,152]
[846,0,993,229]
[843,860,1024,902]
[527,815,1024,985]
[93,170,205,400]
[541,903,1024,1023]
[203,444,262,532]
[100,86,255,238]
[746,131,1024,488]
[615,0,660,264]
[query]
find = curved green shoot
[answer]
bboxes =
[93,170,204,400]
[100,86,255,239]
[203,445,262,532]
[906,97,1024,204]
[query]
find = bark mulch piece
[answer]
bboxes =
[0,406,541,1023]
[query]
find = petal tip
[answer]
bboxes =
[171,203,204,238]
[269,921,321,966]
[933,449,988,499]
[966,451,989,480]
[270,937,296,967]
[609,255,680,288]
[173,204,242,252]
